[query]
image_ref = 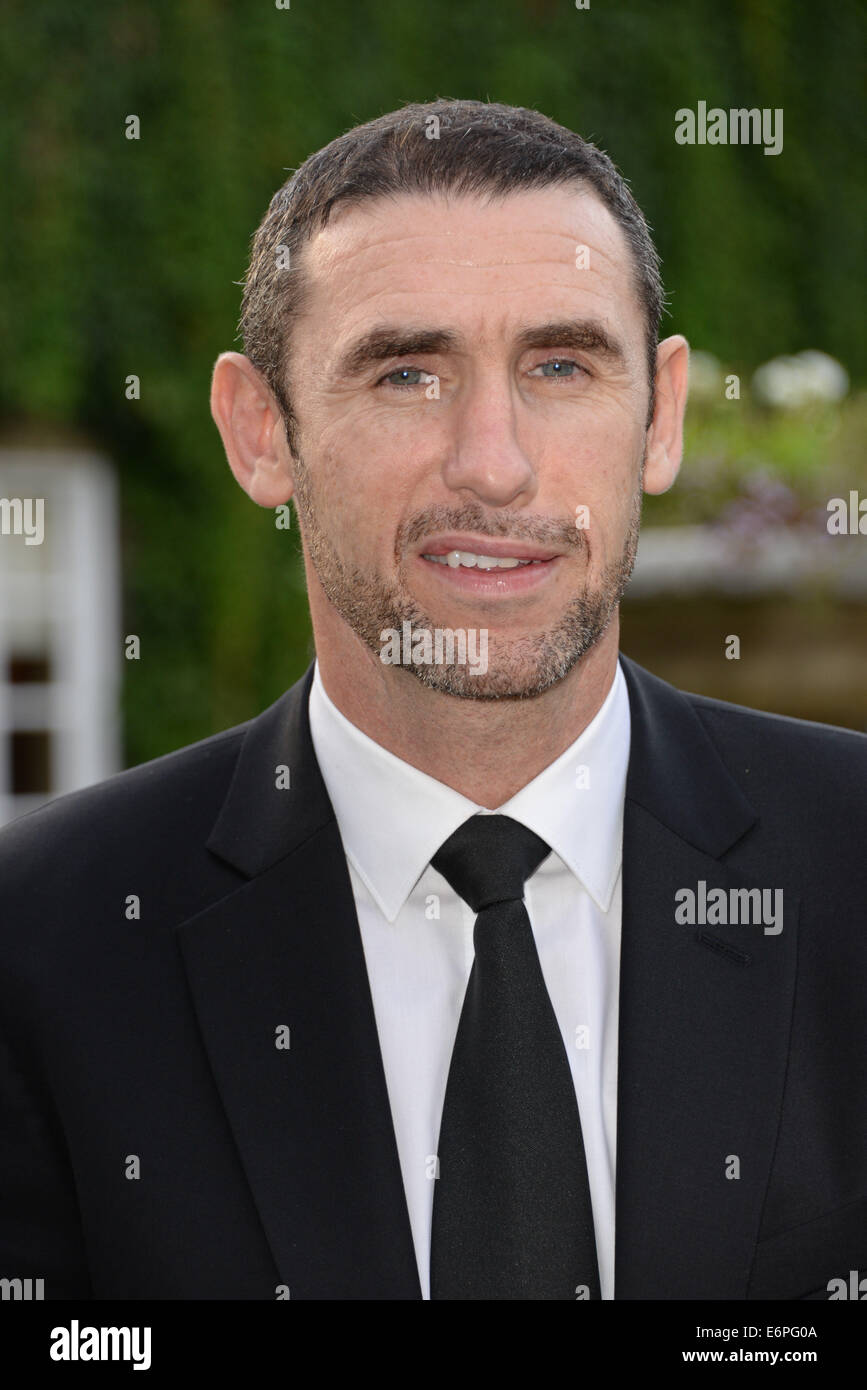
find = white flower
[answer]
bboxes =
[752,350,848,408]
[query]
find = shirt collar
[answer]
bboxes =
[308,658,630,923]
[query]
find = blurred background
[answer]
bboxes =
[0,0,864,821]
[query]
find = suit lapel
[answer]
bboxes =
[615,657,799,1298]
[175,665,421,1299]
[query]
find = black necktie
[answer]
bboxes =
[429,813,601,1300]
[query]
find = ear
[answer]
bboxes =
[643,335,690,496]
[210,352,294,507]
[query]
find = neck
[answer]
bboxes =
[312,610,621,809]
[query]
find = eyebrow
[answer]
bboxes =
[335,327,460,378]
[333,318,628,378]
[514,319,627,367]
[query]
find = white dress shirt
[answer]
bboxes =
[307,658,631,1300]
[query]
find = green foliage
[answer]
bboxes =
[649,391,867,527]
[0,0,863,762]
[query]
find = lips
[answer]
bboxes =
[417,534,561,563]
[424,550,546,570]
[415,548,561,597]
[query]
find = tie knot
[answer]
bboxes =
[431,814,551,912]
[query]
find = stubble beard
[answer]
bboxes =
[290,449,644,701]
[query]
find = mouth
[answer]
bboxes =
[415,535,564,594]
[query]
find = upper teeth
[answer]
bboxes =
[424,550,540,569]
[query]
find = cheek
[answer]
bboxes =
[539,429,642,566]
[315,403,422,483]
[319,399,446,500]
[304,434,418,568]
[298,441,362,552]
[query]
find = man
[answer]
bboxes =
[1,99,865,1302]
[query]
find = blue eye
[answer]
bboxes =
[381,366,426,388]
[535,359,582,379]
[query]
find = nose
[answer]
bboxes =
[441,369,538,507]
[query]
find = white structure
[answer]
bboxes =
[0,448,120,825]
[631,524,867,597]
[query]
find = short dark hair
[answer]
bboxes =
[239,98,664,445]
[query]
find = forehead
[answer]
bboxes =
[297,185,643,349]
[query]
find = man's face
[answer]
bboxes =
[285,185,652,699]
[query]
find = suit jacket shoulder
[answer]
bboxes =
[621,655,867,852]
[0,714,257,982]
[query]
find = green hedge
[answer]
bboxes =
[0,0,863,763]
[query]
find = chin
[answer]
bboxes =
[397,639,595,703]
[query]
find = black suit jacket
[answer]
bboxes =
[1,655,865,1300]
